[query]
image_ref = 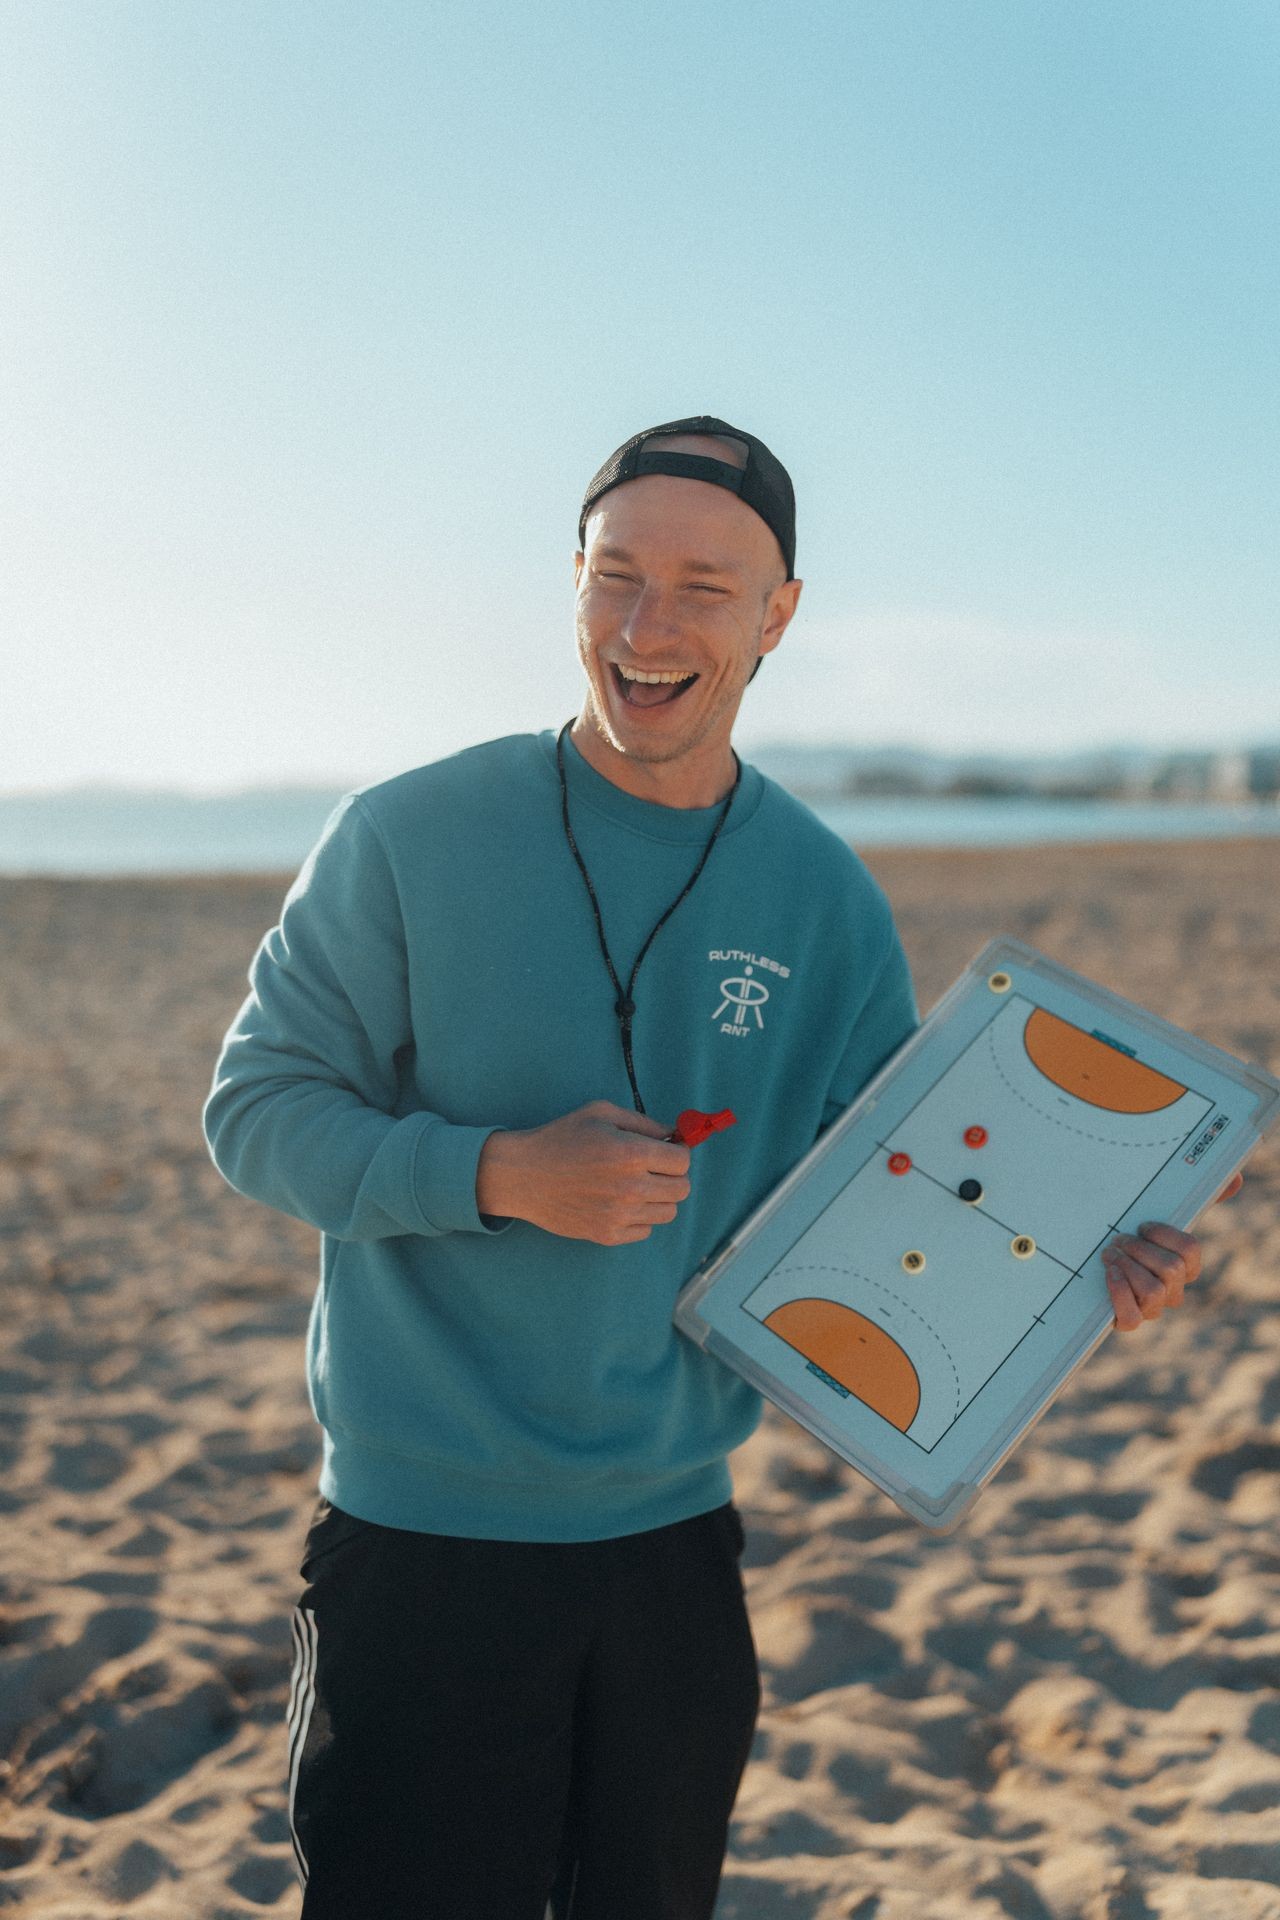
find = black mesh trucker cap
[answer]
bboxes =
[578,415,796,580]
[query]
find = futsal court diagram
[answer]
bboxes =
[742,980,1215,1451]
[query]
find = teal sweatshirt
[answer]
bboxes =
[202,729,920,1540]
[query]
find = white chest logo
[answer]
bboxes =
[715,967,769,1032]
[709,948,792,1038]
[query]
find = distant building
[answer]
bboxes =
[1150,752,1210,800]
[1206,751,1252,804]
[1246,748,1280,801]
[943,771,1034,799]
[843,766,931,796]
[1117,762,1156,800]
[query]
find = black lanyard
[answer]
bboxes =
[555,719,740,1114]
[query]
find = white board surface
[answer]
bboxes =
[674,937,1280,1531]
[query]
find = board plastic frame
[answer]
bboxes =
[674,936,1280,1533]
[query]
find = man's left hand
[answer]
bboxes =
[1102,1173,1245,1332]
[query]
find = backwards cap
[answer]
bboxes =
[578,414,796,580]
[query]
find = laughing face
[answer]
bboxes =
[570,434,803,808]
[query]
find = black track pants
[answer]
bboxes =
[286,1495,762,1920]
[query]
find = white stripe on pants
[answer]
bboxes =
[287,1605,319,1887]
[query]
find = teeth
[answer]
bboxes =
[615,665,696,684]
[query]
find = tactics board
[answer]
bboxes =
[674,937,1280,1532]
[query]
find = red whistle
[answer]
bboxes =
[669,1108,737,1148]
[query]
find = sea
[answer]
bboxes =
[1,788,1278,877]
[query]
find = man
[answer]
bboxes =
[202,416,1240,1920]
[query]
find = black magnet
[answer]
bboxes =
[958,1178,983,1203]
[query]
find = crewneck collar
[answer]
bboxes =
[538,726,763,845]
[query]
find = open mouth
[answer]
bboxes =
[611,663,700,709]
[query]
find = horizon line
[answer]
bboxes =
[1,735,1277,803]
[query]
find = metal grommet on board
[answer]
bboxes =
[902,1249,926,1273]
[988,971,1012,993]
[1011,1235,1036,1259]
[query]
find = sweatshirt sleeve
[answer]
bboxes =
[201,791,511,1243]
[816,913,921,1140]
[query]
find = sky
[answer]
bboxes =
[2,0,1277,795]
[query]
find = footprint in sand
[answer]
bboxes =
[1190,1437,1280,1501]
[227,1853,299,1903]
[93,1836,174,1902]
[20,1669,238,1817]
[0,1605,158,1750]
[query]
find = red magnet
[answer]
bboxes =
[964,1125,988,1148]
[671,1108,737,1148]
[887,1152,912,1175]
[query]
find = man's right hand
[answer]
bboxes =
[474,1100,693,1244]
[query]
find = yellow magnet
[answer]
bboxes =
[902,1249,926,1273]
[1011,1235,1036,1259]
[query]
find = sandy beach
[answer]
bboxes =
[1,835,1277,1919]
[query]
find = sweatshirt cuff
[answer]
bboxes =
[410,1117,514,1236]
